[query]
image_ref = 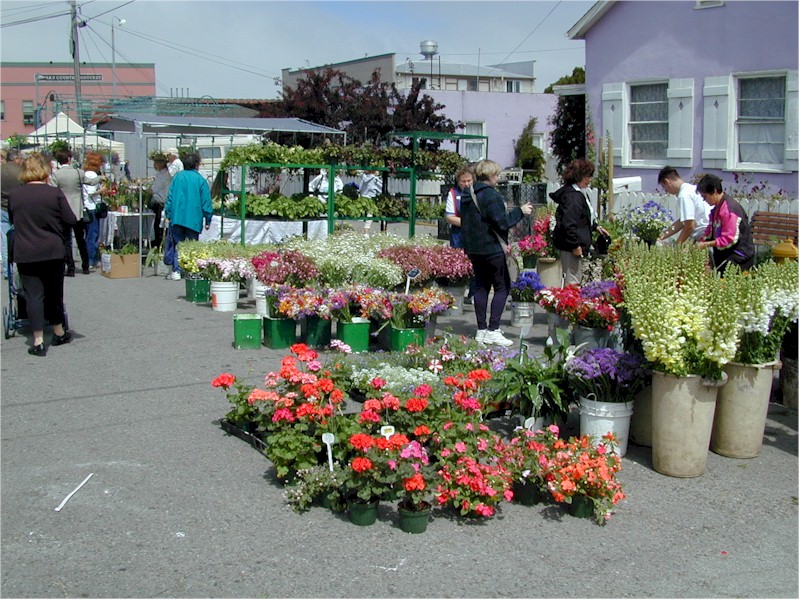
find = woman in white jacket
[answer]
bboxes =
[82,153,105,270]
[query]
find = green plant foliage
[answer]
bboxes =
[513,117,545,182]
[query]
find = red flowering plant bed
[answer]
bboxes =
[251,249,320,288]
[344,432,412,504]
[429,246,473,287]
[501,424,560,494]
[394,440,437,512]
[212,372,259,434]
[536,282,621,331]
[212,343,359,480]
[376,245,435,287]
[546,432,626,525]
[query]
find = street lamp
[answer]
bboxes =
[111,16,126,101]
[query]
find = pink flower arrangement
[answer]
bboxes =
[536,284,620,330]
[517,210,557,259]
[251,249,320,287]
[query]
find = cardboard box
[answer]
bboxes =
[101,252,140,279]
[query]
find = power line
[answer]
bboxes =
[484,1,563,75]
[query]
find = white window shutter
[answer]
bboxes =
[602,82,625,166]
[667,78,694,167]
[702,75,732,169]
[785,70,798,172]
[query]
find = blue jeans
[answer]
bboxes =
[170,224,199,274]
[1,209,11,277]
[86,216,101,264]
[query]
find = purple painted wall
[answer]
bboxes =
[584,0,798,194]
[427,90,558,173]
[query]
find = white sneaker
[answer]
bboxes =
[168,271,182,281]
[484,329,514,347]
[475,329,487,344]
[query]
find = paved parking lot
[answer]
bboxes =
[1,259,797,598]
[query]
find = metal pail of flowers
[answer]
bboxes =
[510,271,544,328]
[565,348,648,457]
[535,257,562,289]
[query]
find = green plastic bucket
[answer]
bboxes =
[336,317,371,352]
[185,278,211,303]
[233,314,263,349]
[389,326,425,352]
[301,316,332,348]
[263,316,296,349]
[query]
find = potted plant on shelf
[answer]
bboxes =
[564,348,648,456]
[547,433,626,525]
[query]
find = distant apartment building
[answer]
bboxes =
[0,62,156,138]
[281,53,553,173]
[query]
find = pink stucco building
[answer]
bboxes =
[0,62,156,138]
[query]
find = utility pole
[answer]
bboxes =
[70,0,83,126]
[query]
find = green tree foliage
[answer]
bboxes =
[546,67,587,176]
[543,67,585,94]
[260,68,457,148]
[513,117,545,182]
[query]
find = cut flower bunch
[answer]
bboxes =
[536,282,621,330]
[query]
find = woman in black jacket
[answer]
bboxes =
[461,159,533,347]
[550,158,608,285]
[8,153,76,356]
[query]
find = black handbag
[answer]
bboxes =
[81,210,94,224]
[95,201,109,219]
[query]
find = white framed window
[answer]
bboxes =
[464,122,486,162]
[467,79,478,92]
[602,79,694,168]
[506,80,521,93]
[22,100,34,125]
[629,83,668,161]
[702,71,798,172]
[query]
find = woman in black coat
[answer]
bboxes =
[8,153,77,356]
[550,158,608,286]
[461,159,533,347]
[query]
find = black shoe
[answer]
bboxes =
[82,268,90,274]
[66,270,75,277]
[52,331,72,346]
[28,343,46,357]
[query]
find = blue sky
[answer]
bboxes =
[1,0,594,99]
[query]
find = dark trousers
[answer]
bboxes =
[469,253,510,331]
[64,221,89,273]
[170,224,200,273]
[17,259,66,331]
[152,204,164,248]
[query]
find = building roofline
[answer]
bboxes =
[567,1,616,40]
[283,53,395,75]
[1,61,155,68]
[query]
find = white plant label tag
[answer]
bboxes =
[321,433,335,471]
[380,425,395,439]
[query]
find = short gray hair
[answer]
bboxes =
[474,159,501,181]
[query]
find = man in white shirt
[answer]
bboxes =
[166,147,184,178]
[657,166,710,243]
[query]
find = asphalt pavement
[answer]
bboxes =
[1,247,798,599]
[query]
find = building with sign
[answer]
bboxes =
[0,62,156,139]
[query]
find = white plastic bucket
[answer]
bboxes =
[254,290,269,317]
[579,397,634,457]
[210,281,239,312]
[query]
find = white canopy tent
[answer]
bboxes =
[27,112,126,161]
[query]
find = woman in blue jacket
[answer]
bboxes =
[164,153,212,280]
[461,159,533,347]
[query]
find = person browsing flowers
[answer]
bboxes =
[550,158,609,286]
[460,159,533,347]
[695,173,754,274]
[164,153,213,281]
